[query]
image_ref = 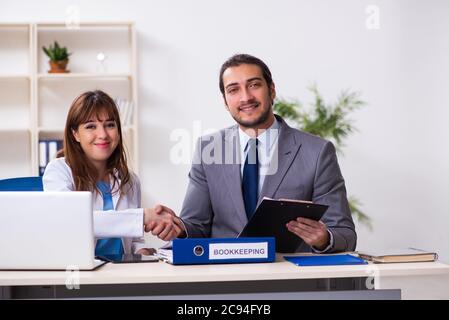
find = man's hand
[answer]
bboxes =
[144,205,185,241]
[286,217,330,251]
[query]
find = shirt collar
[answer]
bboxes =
[238,118,280,153]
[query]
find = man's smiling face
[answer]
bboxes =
[222,63,276,130]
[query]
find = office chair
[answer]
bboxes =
[0,177,43,191]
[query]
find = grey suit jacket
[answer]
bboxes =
[179,115,357,253]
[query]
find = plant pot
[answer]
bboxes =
[48,59,69,73]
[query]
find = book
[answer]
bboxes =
[156,237,276,265]
[238,197,328,253]
[38,139,63,176]
[357,248,438,263]
[284,254,367,267]
[39,141,47,176]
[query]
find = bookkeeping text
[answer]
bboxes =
[209,242,268,260]
[213,248,265,256]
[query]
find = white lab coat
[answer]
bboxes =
[42,157,146,254]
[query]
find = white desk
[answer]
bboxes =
[1,256,448,299]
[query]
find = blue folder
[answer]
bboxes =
[284,254,367,266]
[158,237,276,265]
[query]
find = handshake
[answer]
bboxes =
[143,204,186,241]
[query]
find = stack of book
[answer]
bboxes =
[357,248,438,263]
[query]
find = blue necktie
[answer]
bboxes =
[242,139,259,220]
[95,181,124,256]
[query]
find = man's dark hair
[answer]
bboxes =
[219,54,273,96]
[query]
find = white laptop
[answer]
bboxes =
[0,191,106,270]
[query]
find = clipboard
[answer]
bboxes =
[284,254,367,266]
[238,197,329,253]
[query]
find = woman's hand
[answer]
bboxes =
[144,205,185,241]
[136,248,156,256]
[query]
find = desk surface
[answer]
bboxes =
[1,255,449,287]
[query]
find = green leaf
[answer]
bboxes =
[42,46,54,60]
[42,41,71,61]
[349,196,372,230]
[273,85,371,229]
[273,99,301,121]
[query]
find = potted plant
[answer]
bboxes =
[42,41,72,73]
[273,84,372,229]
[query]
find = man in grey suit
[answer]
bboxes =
[161,54,356,253]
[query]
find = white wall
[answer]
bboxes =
[2,0,448,260]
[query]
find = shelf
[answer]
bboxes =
[0,23,30,28]
[38,128,64,141]
[38,127,64,133]
[0,128,30,134]
[122,126,136,132]
[37,24,131,75]
[0,22,138,176]
[37,22,133,29]
[38,73,131,80]
[0,77,30,128]
[0,75,30,80]
[0,24,31,76]
[0,130,32,179]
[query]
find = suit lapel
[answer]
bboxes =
[258,116,302,205]
[222,126,248,226]
[221,116,302,224]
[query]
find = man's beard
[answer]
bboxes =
[233,104,272,128]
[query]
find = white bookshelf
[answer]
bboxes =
[0,24,33,178]
[0,22,139,179]
[37,73,132,79]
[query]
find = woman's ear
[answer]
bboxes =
[72,129,80,143]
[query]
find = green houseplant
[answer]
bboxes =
[273,84,372,229]
[42,41,72,73]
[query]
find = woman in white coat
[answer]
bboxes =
[43,90,181,256]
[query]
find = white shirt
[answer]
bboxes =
[238,118,280,196]
[42,157,146,254]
